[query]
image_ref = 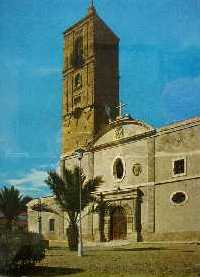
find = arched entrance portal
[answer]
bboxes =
[110,206,127,240]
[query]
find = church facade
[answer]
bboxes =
[27,5,200,243]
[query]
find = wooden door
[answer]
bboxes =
[111,206,127,240]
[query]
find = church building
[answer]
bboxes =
[28,4,200,243]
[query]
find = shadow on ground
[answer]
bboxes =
[104,247,194,253]
[11,266,84,276]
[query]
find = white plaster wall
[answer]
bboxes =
[93,139,149,192]
[155,125,200,183]
[155,178,200,233]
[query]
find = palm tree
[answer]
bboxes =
[45,166,103,250]
[0,186,32,230]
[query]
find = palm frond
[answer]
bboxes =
[45,166,104,224]
[93,193,111,214]
[81,176,103,210]
[0,185,30,225]
[31,203,59,215]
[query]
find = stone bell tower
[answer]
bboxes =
[62,4,119,156]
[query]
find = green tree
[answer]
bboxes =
[45,166,103,250]
[0,186,31,230]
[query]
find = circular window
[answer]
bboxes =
[113,158,125,180]
[171,192,187,205]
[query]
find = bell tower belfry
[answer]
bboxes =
[62,5,119,156]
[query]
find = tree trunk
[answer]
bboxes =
[66,222,78,251]
[6,218,13,231]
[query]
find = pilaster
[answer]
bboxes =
[146,185,155,233]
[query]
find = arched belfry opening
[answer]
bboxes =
[110,206,127,240]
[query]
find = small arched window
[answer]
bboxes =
[74,73,82,89]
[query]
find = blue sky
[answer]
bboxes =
[0,0,200,197]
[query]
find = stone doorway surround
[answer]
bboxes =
[102,188,140,242]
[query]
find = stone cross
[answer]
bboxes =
[116,102,126,118]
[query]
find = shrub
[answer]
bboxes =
[0,230,46,274]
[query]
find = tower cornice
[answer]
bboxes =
[63,11,95,35]
[63,8,119,41]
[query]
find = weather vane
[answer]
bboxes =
[90,0,94,7]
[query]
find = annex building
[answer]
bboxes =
[28,4,200,243]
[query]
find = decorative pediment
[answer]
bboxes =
[90,117,155,149]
